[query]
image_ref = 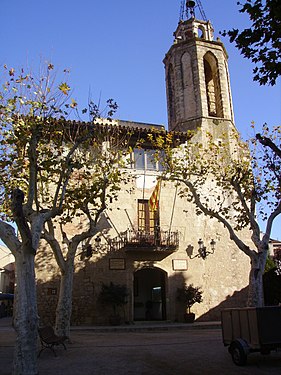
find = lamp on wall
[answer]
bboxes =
[187,238,216,260]
[94,236,102,251]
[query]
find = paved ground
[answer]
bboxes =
[1,318,281,375]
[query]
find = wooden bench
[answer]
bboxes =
[38,325,67,357]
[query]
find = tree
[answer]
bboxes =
[222,0,281,85]
[176,284,203,314]
[154,126,281,307]
[98,282,129,324]
[40,121,131,337]
[0,64,126,374]
[0,64,74,375]
[256,125,281,157]
[251,124,281,223]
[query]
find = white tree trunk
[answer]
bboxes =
[55,260,74,338]
[247,250,267,307]
[12,248,38,375]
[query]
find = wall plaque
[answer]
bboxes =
[109,258,126,270]
[47,288,57,295]
[172,259,188,271]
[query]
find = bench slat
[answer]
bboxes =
[38,326,67,357]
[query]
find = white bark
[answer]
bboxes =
[6,189,45,375]
[12,247,38,375]
[43,224,99,338]
[247,249,267,307]
[179,178,272,307]
[41,228,73,338]
[55,260,74,338]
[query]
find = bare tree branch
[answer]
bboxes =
[11,188,35,254]
[0,220,21,255]
[41,226,66,273]
[256,133,281,158]
[180,178,254,258]
[231,178,260,242]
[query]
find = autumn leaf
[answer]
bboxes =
[70,98,77,108]
[59,82,70,95]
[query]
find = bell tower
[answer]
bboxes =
[164,1,235,135]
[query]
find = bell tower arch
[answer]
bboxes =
[203,51,223,118]
[163,1,235,136]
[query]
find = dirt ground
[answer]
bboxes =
[1,319,281,375]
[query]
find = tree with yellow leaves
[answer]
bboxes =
[0,63,128,374]
[155,126,280,307]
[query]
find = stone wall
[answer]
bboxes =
[36,173,251,325]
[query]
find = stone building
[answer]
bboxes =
[0,245,15,295]
[36,5,251,325]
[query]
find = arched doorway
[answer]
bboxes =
[133,268,167,321]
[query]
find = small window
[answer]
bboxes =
[134,149,145,169]
[146,150,157,170]
[132,149,164,171]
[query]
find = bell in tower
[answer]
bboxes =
[186,1,196,19]
[163,1,235,136]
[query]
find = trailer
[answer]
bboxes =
[221,306,281,365]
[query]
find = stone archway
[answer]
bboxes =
[203,51,223,118]
[133,268,167,321]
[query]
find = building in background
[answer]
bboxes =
[0,245,15,295]
[0,245,15,318]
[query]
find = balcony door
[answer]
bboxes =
[138,199,159,234]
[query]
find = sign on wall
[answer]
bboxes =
[109,258,126,270]
[172,259,188,271]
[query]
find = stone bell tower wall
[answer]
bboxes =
[164,20,235,136]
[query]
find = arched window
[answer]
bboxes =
[167,64,176,124]
[198,25,206,39]
[181,52,196,119]
[203,52,223,118]
[181,52,192,88]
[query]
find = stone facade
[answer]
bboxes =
[0,245,15,294]
[164,17,234,134]
[36,169,251,325]
[36,14,252,325]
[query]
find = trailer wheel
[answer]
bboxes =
[229,340,248,366]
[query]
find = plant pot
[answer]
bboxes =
[184,312,195,323]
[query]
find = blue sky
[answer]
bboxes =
[2,1,281,239]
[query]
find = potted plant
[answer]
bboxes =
[176,284,203,323]
[98,282,129,325]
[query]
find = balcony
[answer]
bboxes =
[121,229,179,253]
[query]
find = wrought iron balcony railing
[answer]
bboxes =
[121,229,179,252]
